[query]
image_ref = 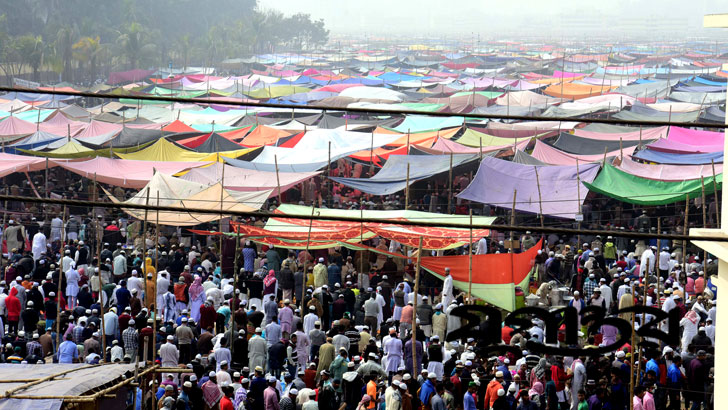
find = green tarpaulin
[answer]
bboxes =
[583,163,723,205]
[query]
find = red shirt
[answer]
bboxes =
[501,326,513,344]
[551,365,568,391]
[220,396,234,410]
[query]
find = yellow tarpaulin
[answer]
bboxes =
[455,128,533,148]
[115,138,257,162]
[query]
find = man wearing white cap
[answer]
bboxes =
[160,334,179,383]
[640,246,656,277]
[442,268,454,307]
[313,258,328,288]
[303,305,319,336]
[384,328,403,380]
[249,327,267,372]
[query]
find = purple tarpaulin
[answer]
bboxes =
[457,156,600,220]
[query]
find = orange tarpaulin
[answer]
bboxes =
[420,239,541,311]
[239,125,296,146]
[163,120,198,133]
[543,83,617,100]
[219,125,255,142]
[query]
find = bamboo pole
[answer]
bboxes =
[534,167,544,228]
[656,218,661,308]
[447,152,453,214]
[701,177,708,272]
[629,282,636,410]
[219,165,226,262]
[576,158,582,247]
[405,163,411,211]
[44,158,49,198]
[95,173,107,362]
[274,154,282,205]
[3,364,100,398]
[0,188,7,282]
[602,146,608,168]
[230,228,240,351]
[619,137,623,162]
[411,236,423,371]
[510,190,517,250]
[468,210,473,302]
[55,205,67,350]
[711,159,720,226]
[302,204,316,310]
[683,194,689,264]
[370,132,374,177]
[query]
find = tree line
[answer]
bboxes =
[0,0,329,85]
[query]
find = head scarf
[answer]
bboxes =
[263,270,276,288]
[534,358,549,380]
[189,276,204,301]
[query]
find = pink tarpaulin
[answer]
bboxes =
[530,140,637,166]
[667,127,724,146]
[646,138,722,154]
[461,78,516,88]
[430,137,529,154]
[74,120,122,139]
[495,91,559,107]
[179,162,319,194]
[314,84,365,93]
[573,126,668,141]
[53,157,210,189]
[617,158,723,181]
[0,116,37,137]
[108,69,155,85]
[0,153,48,177]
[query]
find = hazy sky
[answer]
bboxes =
[259,0,727,38]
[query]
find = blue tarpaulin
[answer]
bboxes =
[632,149,723,165]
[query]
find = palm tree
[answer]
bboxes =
[55,26,76,82]
[72,36,102,81]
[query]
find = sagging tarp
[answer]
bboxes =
[513,149,548,166]
[584,163,722,205]
[552,132,643,155]
[617,158,723,181]
[6,130,64,152]
[105,172,271,226]
[543,83,616,100]
[455,128,532,149]
[102,127,163,148]
[573,126,668,141]
[457,156,600,219]
[255,203,496,250]
[330,153,479,195]
[613,105,701,123]
[55,157,209,189]
[189,133,245,153]
[531,140,636,166]
[224,156,327,173]
[115,138,258,162]
[179,162,318,194]
[631,148,723,165]
[0,153,48,178]
[420,239,541,311]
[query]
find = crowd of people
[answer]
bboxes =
[0,199,718,410]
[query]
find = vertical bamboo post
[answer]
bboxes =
[620,137,623,162]
[479,138,483,161]
[447,152,453,213]
[405,163,411,211]
[154,191,160,348]
[683,194,689,264]
[468,210,473,302]
[629,282,636,410]
[302,204,316,310]
[219,165,226,258]
[55,205,67,349]
[510,189,517,251]
[656,218,661,308]
[231,228,241,343]
[406,129,410,153]
[639,126,643,149]
[370,132,374,177]
[411,235,423,372]
[94,173,107,362]
[534,167,545,228]
[602,146,608,168]
[711,159,720,226]
[44,158,49,198]
[701,177,708,272]
[359,200,365,283]
[274,155,282,205]
[0,188,7,280]
[576,158,582,246]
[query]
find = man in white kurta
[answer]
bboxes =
[160,336,179,383]
[303,307,319,336]
[31,232,47,261]
[442,268,454,307]
[383,332,403,376]
[446,302,460,336]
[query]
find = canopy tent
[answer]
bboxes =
[0,116,36,139]
[583,163,722,205]
[54,157,209,189]
[457,156,599,219]
[631,148,723,165]
[494,91,559,107]
[239,125,296,146]
[617,158,723,181]
[102,127,163,148]
[6,130,64,152]
[224,156,328,173]
[20,140,98,158]
[178,162,318,193]
[666,126,724,148]
[115,138,258,162]
[613,105,701,123]
[162,119,199,133]
[455,128,533,149]
[330,153,479,195]
[543,83,616,100]
[552,132,644,155]
[421,239,541,311]
[573,126,668,141]
[512,149,548,166]
[187,133,245,153]
[646,138,721,154]
[531,140,637,166]
[104,172,271,226]
[0,153,48,178]
[246,203,497,250]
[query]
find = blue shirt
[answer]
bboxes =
[645,358,660,381]
[464,392,477,410]
[57,340,78,363]
[667,363,682,386]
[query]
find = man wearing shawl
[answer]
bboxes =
[202,371,223,409]
[263,269,278,302]
[174,278,188,316]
